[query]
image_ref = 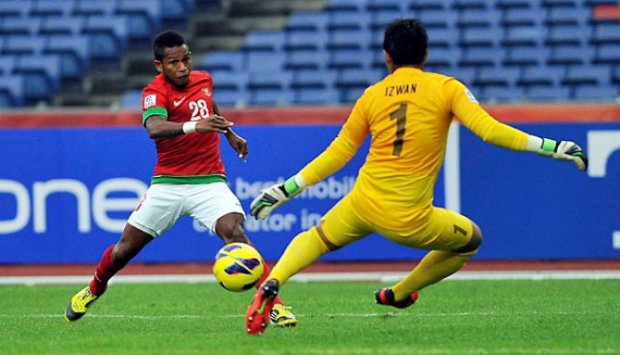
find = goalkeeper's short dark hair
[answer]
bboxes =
[383,19,428,66]
[153,30,186,61]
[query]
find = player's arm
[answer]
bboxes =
[250,99,370,220]
[213,100,248,161]
[449,80,588,171]
[144,114,233,139]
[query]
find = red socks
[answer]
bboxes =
[249,242,282,305]
[89,245,123,296]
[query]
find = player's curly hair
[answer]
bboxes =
[153,30,186,61]
[383,19,428,66]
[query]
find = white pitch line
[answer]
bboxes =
[0,270,619,285]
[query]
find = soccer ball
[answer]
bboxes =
[212,242,264,292]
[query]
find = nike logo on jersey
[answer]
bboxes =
[173,97,186,107]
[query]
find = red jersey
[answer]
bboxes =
[141,71,226,183]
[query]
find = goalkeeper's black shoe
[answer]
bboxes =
[375,287,419,309]
[246,279,279,335]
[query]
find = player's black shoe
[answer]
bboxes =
[375,287,419,309]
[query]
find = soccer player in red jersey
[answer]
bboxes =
[64,30,297,327]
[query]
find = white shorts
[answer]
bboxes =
[127,182,245,237]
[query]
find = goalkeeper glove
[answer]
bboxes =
[250,176,303,220]
[539,138,588,172]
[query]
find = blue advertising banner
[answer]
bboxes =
[0,123,618,264]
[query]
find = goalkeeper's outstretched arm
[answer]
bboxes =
[525,135,588,172]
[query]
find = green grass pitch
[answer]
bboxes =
[1,279,619,354]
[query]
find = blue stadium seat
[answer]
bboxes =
[285,50,330,70]
[496,0,538,8]
[542,0,580,8]
[573,84,618,102]
[245,52,286,73]
[504,46,550,67]
[286,12,329,33]
[285,31,328,51]
[475,67,520,87]
[457,8,501,28]
[291,69,338,89]
[82,15,129,59]
[327,29,371,50]
[0,17,41,35]
[249,88,294,107]
[40,16,84,35]
[44,35,91,80]
[30,0,76,18]
[200,51,244,72]
[324,0,368,13]
[427,27,458,48]
[460,27,503,48]
[294,87,341,105]
[3,35,46,55]
[526,85,571,102]
[120,89,142,110]
[502,8,545,27]
[502,26,545,47]
[336,68,384,88]
[0,1,32,18]
[459,47,505,68]
[425,47,460,69]
[366,0,405,12]
[210,71,249,92]
[161,0,194,22]
[248,71,293,90]
[546,24,589,46]
[328,49,373,69]
[328,12,371,31]
[409,0,452,10]
[0,56,16,76]
[417,8,458,28]
[14,54,62,102]
[454,0,495,8]
[339,86,366,103]
[115,0,162,41]
[0,75,24,107]
[594,44,620,64]
[480,85,525,103]
[591,23,620,45]
[243,31,286,52]
[73,0,116,17]
[371,10,409,32]
[563,65,610,85]
[441,67,477,86]
[214,88,250,108]
[546,7,589,26]
[548,45,595,65]
[518,66,564,87]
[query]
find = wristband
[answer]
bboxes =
[540,138,557,154]
[182,121,197,134]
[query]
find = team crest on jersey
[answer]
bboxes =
[464,88,478,103]
[144,94,156,108]
[202,87,211,97]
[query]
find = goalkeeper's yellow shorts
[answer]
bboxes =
[316,194,474,251]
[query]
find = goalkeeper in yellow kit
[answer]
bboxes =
[245,19,588,335]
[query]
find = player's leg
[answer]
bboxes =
[247,195,372,334]
[378,208,482,306]
[65,184,182,321]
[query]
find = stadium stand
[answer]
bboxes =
[0,0,618,109]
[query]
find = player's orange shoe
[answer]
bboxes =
[245,279,279,335]
[375,287,419,309]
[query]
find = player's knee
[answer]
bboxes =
[454,222,483,254]
[216,213,249,244]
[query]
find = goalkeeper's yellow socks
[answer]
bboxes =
[269,227,330,286]
[392,249,477,301]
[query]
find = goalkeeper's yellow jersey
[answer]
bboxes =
[299,67,529,231]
